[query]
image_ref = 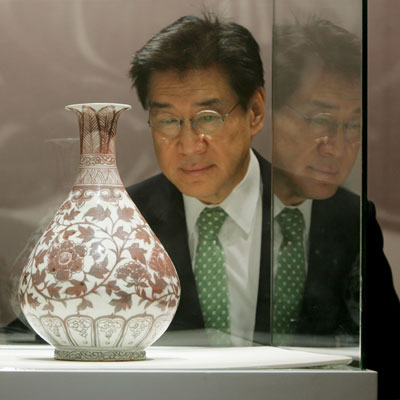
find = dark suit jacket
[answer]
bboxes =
[127,151,272,342]
[127,151,400,398]
[128,151,358,340]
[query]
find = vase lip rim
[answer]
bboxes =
[65,103,132,112]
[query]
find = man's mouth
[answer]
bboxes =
[180,164,214,176]
[308,166,339,182]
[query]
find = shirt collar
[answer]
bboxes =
[184,149,261,236]
[273,195,313,235]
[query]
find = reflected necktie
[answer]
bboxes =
[273,207,306,344]
[194,207,230,345]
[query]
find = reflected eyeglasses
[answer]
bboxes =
[286,104,361,143]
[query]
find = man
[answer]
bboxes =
[128,14,269,346]
[271,19,400,399]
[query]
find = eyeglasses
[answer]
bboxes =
[286,104,361,143]
[148,103,239,139]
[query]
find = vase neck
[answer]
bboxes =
[68,104,128,188]
[76,105,122,155]
[73,154,123,187]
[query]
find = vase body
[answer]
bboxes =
[18,103,180,361]
[10,138,79,329]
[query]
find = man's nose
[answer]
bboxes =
[317,125,347,157]
[177,120,206,154]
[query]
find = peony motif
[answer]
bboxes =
[47,240,87,282]
[116,262,151,287]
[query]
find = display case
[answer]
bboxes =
[270,0,363,354]
[0,0,380,399]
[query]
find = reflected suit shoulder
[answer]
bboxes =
[301,187,360,339]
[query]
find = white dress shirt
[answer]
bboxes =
[183,150,262,345]
[273,196,313,277]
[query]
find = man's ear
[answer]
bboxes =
[249,87,266,137]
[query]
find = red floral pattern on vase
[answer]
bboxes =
[18,103,180,361]
[47,241,87,282]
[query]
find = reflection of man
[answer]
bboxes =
[271,19,362,343]
[127,14,269,346]
[272,19,400,399]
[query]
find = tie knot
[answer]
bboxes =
[276,208,305,241]
[197,206,227,237]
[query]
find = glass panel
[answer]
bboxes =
[0,0,365,373]
[271,0,362,363]
[0,0,273,349]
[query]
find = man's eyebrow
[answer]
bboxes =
[310,100,361,114]
[194,98,223,108]
[149,98,224,111]
[149,101,171,109]
[310,100,338,110]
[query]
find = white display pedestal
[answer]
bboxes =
[0,345,376,400]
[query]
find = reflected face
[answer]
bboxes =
[273,71,361,205]
[148,67,265,204]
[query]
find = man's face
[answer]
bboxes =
[147,67,265,204]
[273,70,361,205]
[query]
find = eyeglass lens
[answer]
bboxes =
[310,114,361,142]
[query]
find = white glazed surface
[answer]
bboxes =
[19,188,180,354]
[18,104,180,360]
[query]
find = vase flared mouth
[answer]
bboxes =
[65,103,131,112]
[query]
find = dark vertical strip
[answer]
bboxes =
[270,0,276,346]
[360,0,368,371]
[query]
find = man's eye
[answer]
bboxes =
[311,116,332,126]
[157,117,178,126]
[347,122,361,131]
[196,114,221,124]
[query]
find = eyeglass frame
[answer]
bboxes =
[285,103,361,143]
[147,102,240,139]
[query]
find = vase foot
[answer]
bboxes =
[54,348,146,361]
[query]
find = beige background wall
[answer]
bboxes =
[368,0,400,297]
[0,0,273,325]
[0,0,398,325]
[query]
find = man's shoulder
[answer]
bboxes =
[311,186,360,226]
[316,186,359,207]
[332,186,360,205]
[126,173,168,198]
[126,173,176,211]
[126,173,183,222]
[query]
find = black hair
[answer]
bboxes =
[273,18,361,109]
[129,12,264,110]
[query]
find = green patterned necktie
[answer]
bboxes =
[273,207,306,345]
[194,206,230,345]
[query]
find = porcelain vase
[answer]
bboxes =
[18,103,180,361]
